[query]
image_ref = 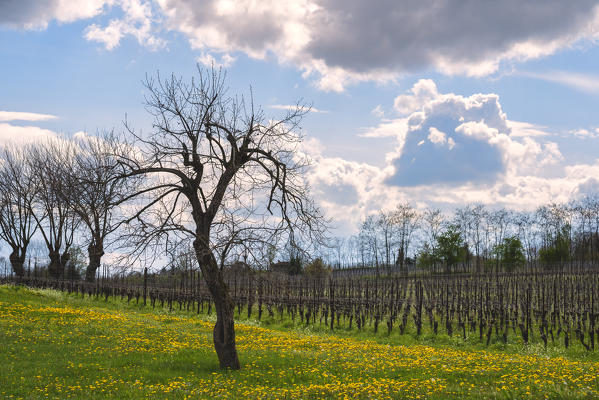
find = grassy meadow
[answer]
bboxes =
[1,284,599,399]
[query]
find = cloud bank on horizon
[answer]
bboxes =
[3,0,599,234]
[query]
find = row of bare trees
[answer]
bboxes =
[0,136,135,281]
[322,200,599,272]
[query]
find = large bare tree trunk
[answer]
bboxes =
[194,239,240,370]
[86,242,104,282]
[9,250,25,277]
[213,291,240,369]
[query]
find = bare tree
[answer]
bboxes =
[536,202,572,265]
[377,211,393,272]
[513,210,540,263]
[59,134,136,281]
[454,204,488,272]
[26,239,48,273]
[360,215,381,273]
[30,141,80,279]
[575,195,599,265]
[390,202,420,271]
[0,147,38,277]
[421,208,444,250]
[488,208,512,252]
[417,208,444,271]
[328,236,344,268]
[346,234,359,267]
[116,67,325,369]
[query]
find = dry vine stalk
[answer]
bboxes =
[116,66,326,369]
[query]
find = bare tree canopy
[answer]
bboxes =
[59,133,137,281]
[30,140,80,279]
[390,203,420,270]
[116,66,326,369]
[0,146,38,277]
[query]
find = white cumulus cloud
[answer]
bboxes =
[394,79,438,116]
[0,123,59,145]
[303,79,599,234]
[84,0,165,50]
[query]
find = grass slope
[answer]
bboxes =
[1,285,598,399]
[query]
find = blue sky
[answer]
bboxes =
[2,0,599,235]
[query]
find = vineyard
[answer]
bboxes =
[6,264,598,352]
[4,284,599,399]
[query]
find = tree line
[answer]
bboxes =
[321,200,599,273]
[0,135,135,281]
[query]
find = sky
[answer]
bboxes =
[2,0,599,236]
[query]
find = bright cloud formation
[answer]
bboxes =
[84,0,165,50]
[0,123,58,145]
[0,110,59,145]
[0,0,163,50]
[305,80,599,233]
[3,1,599,90]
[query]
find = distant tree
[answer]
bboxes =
[512,210,537,263]
[492,236,526,271]
[539,225,571,267]
[488,209,511,253]
[115,66,325,369]
[330,236,345,268]
[415,225,468,273]
[288,255,303,275]
[377,211,394,271]
[265,243,277,268]
[346,234,360,267]
[454,204,488,272]
[421,208,444,251]
[389,202,420,271]
[435,225,468,273]
[536,203,572,264]
[65,245,87,280]
[304,257,330,277]
[416,243,437,270]
[359,215,381,273]
[571,196,599,263]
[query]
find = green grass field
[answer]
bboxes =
[1,284,598,399]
